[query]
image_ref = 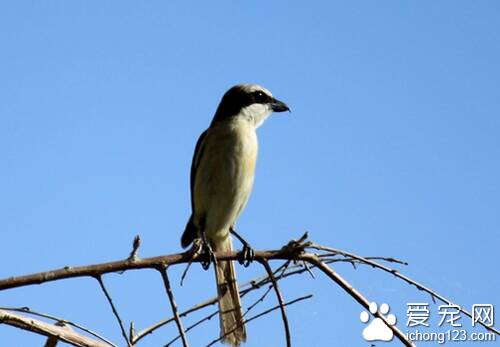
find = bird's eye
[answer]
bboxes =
[254,91,267,103]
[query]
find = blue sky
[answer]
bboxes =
[1,1,499,346]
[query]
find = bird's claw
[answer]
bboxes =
[238,244,254,267]
[229,226,254,267]
[200,241,217,270]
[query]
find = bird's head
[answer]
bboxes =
[212,84,290,128]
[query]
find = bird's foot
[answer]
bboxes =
[230,226,254,267]
[199,237,217,270]
[239,243,255,267]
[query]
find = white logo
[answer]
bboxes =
[360,302,397,342]
[472,304,494,327]
[438,304,462,327]
[406,303,430,327]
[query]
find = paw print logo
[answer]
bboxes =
[360,302,397,342]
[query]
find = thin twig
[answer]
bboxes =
[205,295,312,347]
[95,276,131,347]
[132,296,216,345]
[129,322,135,345]
[157,265,189,347]
[180,240,203,286]
[259,259,291,347]
[364,256,408,265]
[180,261,194,287]
[242,260,292,319]
[164,309,219,347]
[244,286,272,316]
[128,235,141,261]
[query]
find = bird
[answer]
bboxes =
[181,84,290,346]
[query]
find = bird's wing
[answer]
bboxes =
[190,129,208,213]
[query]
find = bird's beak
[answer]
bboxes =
[270,98,290,113]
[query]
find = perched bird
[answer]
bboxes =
[181,84,289,346]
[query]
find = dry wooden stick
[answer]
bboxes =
[157,265,189,347]
[0,247,402,292]
[95,276,131,347]
[259,259,291,347]
[0,250,287,291]
[0,306,116,347]
[0,309,110,347]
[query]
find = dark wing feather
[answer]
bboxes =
[181,129,208,248]
[190,129,208,213]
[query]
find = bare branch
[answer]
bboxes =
[0,250,284,291]
[0,246,401,292]
[0,309,110,347]
[157,266,189,347]
[205,295,312,347]
[131,295,216,345]
[310,243,500,336]
[259,259,291,347]
[302,254,415,347]
[133,260,295,344]
[165,263,293,347]
[95,276,131,347]
[164,309,218,347]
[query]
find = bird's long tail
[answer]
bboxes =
[213,236,246,346]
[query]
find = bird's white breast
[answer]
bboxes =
[193,118,258,242]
